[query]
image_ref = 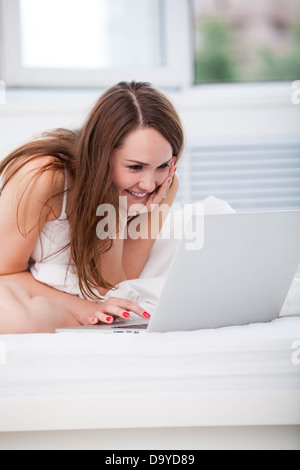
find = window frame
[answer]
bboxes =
[0,0,193,88]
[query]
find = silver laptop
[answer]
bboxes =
[57,210,300,334]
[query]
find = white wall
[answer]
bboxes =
[0,83,300,158]
[173,82,300,145]
[0,82,299,160]
[0,88,96,158]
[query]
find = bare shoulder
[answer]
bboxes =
[0,156,66,229]
[12,156,63,188]
[2,156,65,204]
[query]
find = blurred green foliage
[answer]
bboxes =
[195,16,300,83]
[259,22,300,80]
[195,17,238,82]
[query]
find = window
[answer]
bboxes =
[19,0,164,70]
[0,0,192,87]
[192,0,300,83]
[1,0,299,88]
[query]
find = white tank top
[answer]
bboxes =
[30,170,84,297]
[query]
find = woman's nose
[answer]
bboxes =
[139,172,156,193]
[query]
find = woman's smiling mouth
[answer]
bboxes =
[125,190,149,201]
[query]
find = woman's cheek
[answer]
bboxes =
[157,170,169,187]
[113,170,131,192]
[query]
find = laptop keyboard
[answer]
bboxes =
[113,324,148,330]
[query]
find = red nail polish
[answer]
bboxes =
[106,316,113,323]
[143,312,151,319]
[123,312,130,319]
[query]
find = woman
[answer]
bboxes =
[0,81,184,334]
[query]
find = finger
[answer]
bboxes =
[149,171,172,204]
[102,304,132,320]
[169,162,178,184]
[153,177,172,204]
[88,312,114,325]
[168,157,177,175]
[169,161,177,179]
[107,298,151,320]
[143,164,176,209]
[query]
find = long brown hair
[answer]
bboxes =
[0,81,184,300]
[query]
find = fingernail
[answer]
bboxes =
[106,316,113,323]
[143,312,151,319]
[174,166,177,173]
[91,317,98,324]
[123,312,130,319]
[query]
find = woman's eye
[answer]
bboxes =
[128,163,170,171]
[129,165,143,171]
[159,163,171,170]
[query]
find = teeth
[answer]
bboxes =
[128,191,147,198]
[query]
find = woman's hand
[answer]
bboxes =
[74,296,151,326]
[145,157,178,207]
[127,158,177,217]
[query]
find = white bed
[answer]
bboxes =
[0,316,299,450]
[0,198,299,450]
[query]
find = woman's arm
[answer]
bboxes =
[0,160,92,323]
[0,271,93,325]
[0,271,149,327]
[0,159,147,327]
[96,172,179,287]
[122,173,179,280]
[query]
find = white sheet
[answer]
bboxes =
[0,317,299,398]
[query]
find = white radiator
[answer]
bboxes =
[176,140,300,212]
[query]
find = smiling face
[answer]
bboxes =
[112,127,174,207]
